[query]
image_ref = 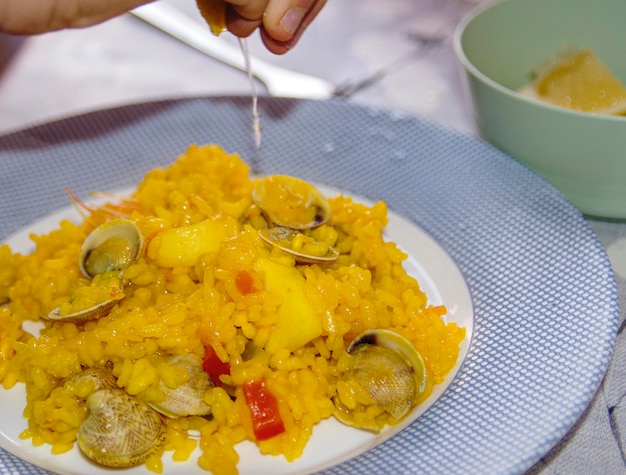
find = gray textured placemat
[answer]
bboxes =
[0,97,618,474]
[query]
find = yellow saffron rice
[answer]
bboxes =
[0,144,466,474]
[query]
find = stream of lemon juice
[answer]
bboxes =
[239,38,262,149]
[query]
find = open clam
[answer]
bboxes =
[252,175,331,230]
[45,272,125,323]
[45,219,142,323]
[335,329,427,428]
[258,227,339,264]
[77,388,164,468]
[79,218,143,279]
[147,354,214,418]
[46,299,117,324]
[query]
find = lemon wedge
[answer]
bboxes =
[196,0,227,35]
[519,46,626,115]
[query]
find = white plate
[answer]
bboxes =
[0,97,618,474]
[1,185,473,475]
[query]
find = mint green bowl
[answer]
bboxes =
[454,0,626,218]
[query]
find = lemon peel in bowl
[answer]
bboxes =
[196,0,227,35]
[518,46,626,115]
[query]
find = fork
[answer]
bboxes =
[130,2,337,100]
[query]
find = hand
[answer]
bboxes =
[0,0,327,55]
[0,0,152,35]
[225,0,327,55]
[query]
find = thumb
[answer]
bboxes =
[260,0,326,55]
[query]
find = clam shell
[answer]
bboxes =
[148,354,214,418]
[344,329,427,420]
[258,227,339,264]
[252,175,331,230]
[46,299,116,324]
[66,367,118,394]
[79,218,143,279]
[77,389,164,468]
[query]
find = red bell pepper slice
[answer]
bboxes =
[202,345,230,387]
[243,378,285,441]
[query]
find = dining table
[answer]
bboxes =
[0,0,624,474]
